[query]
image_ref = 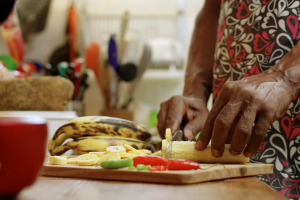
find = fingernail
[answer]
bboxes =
[230,149,239,155]
[185,130,194,141]
[244,152,252,157]
[212,149,220,157]
[196,140,204,150]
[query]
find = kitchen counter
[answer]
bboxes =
[17,176,286,200]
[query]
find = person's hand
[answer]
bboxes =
[195,71,295,158]
[157,95,209,140]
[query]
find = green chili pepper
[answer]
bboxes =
[145,165,151,170]
[100,158,133,169]
[136,164,146,171]
[128,166,136,170]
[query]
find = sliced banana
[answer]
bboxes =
[106,146,126,153]
[49,155,67,162]
[89,152,106,158]
[128,150,147,156]
[77,159,98,166]
[165,128,172,143]
[124,144,137,152]
[138,149,152,155]
[67,158,77,164]
[153,150,162,157]
[76,153,98,161]
[119,152,138,158]
[50,156,67,165]
[97,153,120,165]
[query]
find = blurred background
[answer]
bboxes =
[0,0,212,133]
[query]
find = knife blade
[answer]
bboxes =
[165,124,184,159]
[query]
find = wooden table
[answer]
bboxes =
[17,176,286,200]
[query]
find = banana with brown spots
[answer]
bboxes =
[48,116,152,155]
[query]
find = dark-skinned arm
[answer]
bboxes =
[157,0,221,140]
[196,42,300,158]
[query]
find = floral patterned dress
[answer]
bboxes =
[212,0,300,199]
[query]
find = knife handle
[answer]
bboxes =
[177,119,187,131]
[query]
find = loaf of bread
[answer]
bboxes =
[0,76,74,111]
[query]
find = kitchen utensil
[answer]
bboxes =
[108,34,118,73]
[0,55,17,70]
[42,161,273,184]
[118,11,130,61]
[85,42,100,84]
[74,73,88,101]
[100,60,111,109]
[49,42,70,70]
[49,3,77,67]
[1,14,25,66]
[118,62,137,82]
[57,61,69,77]
[165,124,184,159]
[122,43,152,109]
[16,0,51,41]
[108,66,119,108]
[68,3,77,61]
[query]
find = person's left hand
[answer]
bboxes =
[195,70,295,158]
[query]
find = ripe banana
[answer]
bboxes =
[48,116,152,153]
[50,136,155,156]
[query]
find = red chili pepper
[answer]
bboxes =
[167,159,199,170]
[149,165,167,171]
[132,155,168,167]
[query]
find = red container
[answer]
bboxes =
[0,116,47,199]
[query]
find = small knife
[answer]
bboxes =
[165,123,185,159]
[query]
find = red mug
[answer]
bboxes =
[0,116,47,199]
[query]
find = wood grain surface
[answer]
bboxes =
[42,161,274,184]
[17,176,287,200]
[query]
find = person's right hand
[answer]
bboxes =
[157,95,209,140]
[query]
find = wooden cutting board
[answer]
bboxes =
[42,161,274,184]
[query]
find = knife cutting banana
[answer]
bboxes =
[162,128,249,163]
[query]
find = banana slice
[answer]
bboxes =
[97,152,120,165]
[165,128,172,143]
[49,156,67,162]
[77,159,98,166]
[119,152,138,158]
[106,146,126,153]
[50,156,67,165]
[76,153,98,160]
[128,150,147,156]
[75,153,99,166]
[152,150,162,157]
[124,144,137,152]
[89,152,106,158]
[138,149,152,155]
[67,158,77,164]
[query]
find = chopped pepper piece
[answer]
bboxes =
[100,158,133,169]
[128,166,136,170]
[167,159,199,170]
[133,155,168,167]
[149,165,167,171]
[145,165,151,170]
[136,164,146,171]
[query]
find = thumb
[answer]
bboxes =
[183,119,203,141]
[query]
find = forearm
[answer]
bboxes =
[266,42,300,98]
[183,0,221,103]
